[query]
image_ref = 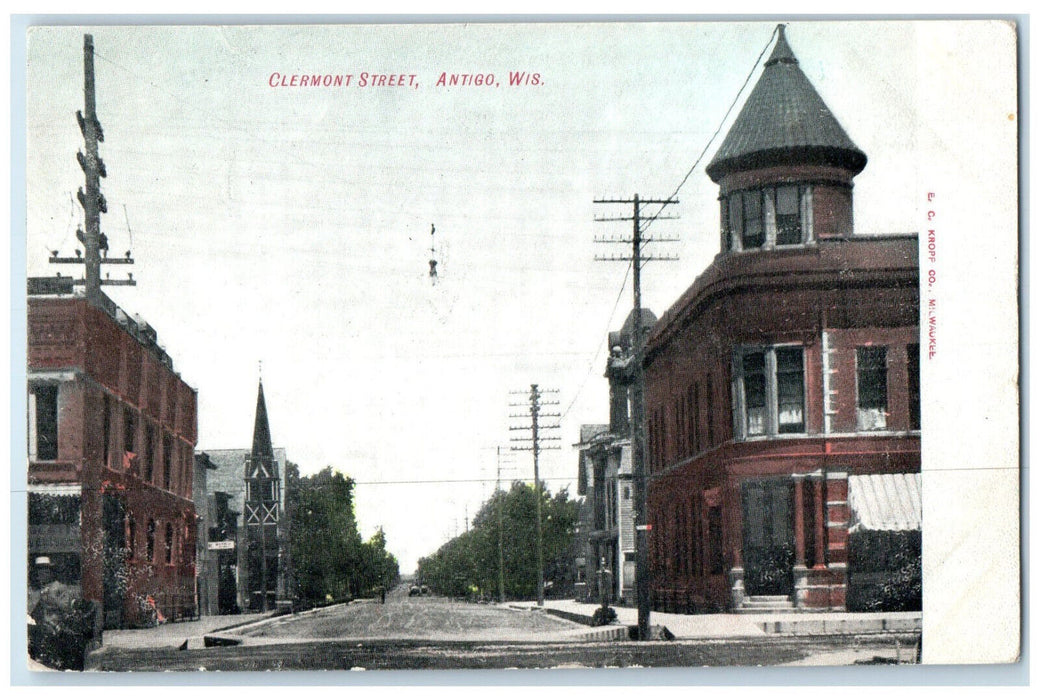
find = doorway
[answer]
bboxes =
[741,480,795,597]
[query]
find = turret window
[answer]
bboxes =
[723,185,813,251]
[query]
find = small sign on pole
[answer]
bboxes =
[208,540,235,550]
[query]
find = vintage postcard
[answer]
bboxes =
[16,18,1019,676]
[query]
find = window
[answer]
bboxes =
[162,434,173,491]
[102,394,111,467]
[857,346,889,430]
[776,348,806,433]
[30,385,59,461]
[733,346,805,439]
[164,522,174,564]
[123,405,135,460]
[706,376,715,447]
[908,343,921,430]
[127,514,136,560]
[146,518,156,561]
[724,185,813,251]
[144,424,155,482]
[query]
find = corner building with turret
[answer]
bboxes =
[644,27,921,613]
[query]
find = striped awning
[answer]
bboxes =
[27,483,81,497]
[847,473,921,533]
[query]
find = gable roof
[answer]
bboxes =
[706,25,867,183]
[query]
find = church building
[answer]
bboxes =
[201,380,293,612]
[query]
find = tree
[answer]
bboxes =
[416,481,579,600]
[287,466,400,604]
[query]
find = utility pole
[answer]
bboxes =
[49,34,136,297]
[594,194,679,640]
[509,384,561,607]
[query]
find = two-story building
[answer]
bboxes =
[643,27,921,614]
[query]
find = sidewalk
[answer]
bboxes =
[98,613,273,650]
[509,599,921,639]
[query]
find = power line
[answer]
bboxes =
[639,24,780,235]
[558,27,781,423]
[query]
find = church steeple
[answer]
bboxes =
[250,379,274,466]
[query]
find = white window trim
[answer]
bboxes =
[855,345,890,432]
[732,344,807,440]
[725,185,816,252]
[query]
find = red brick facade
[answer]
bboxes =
[643,236,919,612]
[28,294,198,627]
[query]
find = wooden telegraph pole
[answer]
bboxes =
[509,385,560,607]
[594,194,679,640]
[49,35,136,295]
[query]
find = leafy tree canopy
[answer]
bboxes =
[287,464,400,604]
[416,481,579,600]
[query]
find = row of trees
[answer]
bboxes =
[286,465,400,605]
[416,482,579,600]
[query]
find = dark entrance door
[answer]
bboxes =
[741,480,795,597]
[101,494,127,628]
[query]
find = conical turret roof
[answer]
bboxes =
[250,380,274,465]
[706,25,867,183]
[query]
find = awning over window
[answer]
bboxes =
[27,483,81,497]
[847,473,921,533]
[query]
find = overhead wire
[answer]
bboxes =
[639,24,781,235]
[559,25,781,421]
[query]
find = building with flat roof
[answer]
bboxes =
[28,289,199,627]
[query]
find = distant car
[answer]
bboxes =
[420,585,429,595]
[408,585,421,597]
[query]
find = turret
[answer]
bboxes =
[707,25,868,252]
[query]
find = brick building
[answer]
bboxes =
[27,288,198,627]
[643,27,921,613]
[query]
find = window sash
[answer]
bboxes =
[856,346,889,430]
[725,185,812,250]
[735,346,805,438]
[32,385,59,461]
[742,191,764,248]
[776,185,801,245]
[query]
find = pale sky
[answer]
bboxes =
[23,20,961,572]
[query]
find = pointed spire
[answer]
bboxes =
[765,24,797,66]
[706,25,867,183]
[250,379,274,465]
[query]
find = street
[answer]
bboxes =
[85,586,920,671]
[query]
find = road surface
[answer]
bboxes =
[86,587,919,671]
